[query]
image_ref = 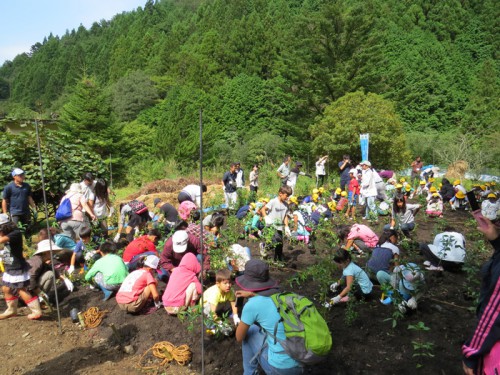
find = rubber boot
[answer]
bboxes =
[0,297,18,320]
[26,296,42,320]
[99,284,113,301]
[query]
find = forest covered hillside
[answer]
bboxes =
[0,0,498,184]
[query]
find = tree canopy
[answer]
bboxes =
[0,0,498,181]
[311,91,410,170]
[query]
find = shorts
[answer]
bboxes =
[348,192,358,206]
[177,191,193,204]
[127,211,150,228]
[118,288,151,313]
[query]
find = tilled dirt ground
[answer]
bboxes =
[0,184,489,375]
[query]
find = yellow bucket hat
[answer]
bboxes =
[430,186,437,193]
[341,191,347,197]
[456,191,466,199]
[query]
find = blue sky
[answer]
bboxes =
[0,0,147,64]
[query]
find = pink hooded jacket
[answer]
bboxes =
[162,252,202,307]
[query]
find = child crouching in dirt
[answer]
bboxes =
[116,255,161,314]
[84,241,129,301]
[327,248,373,306]
[377,262,424,313]
[202,269,239,326]
[426,193,443,218]
[0,214,42,320]
[162,252,202,315]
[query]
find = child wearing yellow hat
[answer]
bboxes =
[449,191,468,210]
[426,193,444,218]
[453,180,467,196]
[416,180,427,196]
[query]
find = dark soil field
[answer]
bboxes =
[0,187,489,375]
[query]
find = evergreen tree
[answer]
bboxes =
[60,75,115,156]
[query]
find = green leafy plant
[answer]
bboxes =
[408,321,430,332]
[411,340,435,368]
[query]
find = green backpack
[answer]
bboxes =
[268,292,332,365]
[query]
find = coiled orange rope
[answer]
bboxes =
[137,341,192,373]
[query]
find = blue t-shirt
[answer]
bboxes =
[343,262,373,294]
[54,234,77,251]
[241,295,300,369]
[74,240,85,254]
[3,182,32,215]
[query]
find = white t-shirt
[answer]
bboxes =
[265,197,288,231]
[315,160,326,176]
[235,169,244,188]
[80,181,96,202]
[249,170,258,187]
[182,185,202,207]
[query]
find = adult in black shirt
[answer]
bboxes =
[338,155,353,191]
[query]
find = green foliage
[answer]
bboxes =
[59,75,116,157]
[311,91,410,169]
[112,70,159,121]
[0,129,107,204]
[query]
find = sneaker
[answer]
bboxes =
[425,265,444,271]
[259,243,267,258]
[423,261,431,267]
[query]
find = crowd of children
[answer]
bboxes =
[0,163,499,374]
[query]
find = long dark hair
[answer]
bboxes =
[337,225,352,241]
[0,222,17,235]
[333,248,351,264]
[393,194,406,214]
[95,178,110,205]
[377,229,398,246]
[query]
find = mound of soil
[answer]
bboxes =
[120,178,220,212]
[0,203,488,374]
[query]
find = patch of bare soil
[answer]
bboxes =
[0,200,487,374]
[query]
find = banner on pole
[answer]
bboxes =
[360,134,369,161]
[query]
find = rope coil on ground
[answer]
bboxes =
[137,341,192,373]
[83,307,109,328]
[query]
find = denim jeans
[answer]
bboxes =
[242,325,303,375]
[383,222,415,235]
